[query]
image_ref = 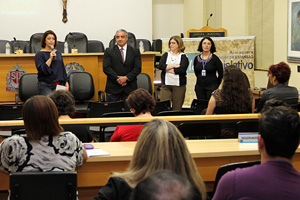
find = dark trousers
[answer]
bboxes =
[38,82,56,96]
[195,83,218,100]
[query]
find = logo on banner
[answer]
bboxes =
[65,62,85,76]
[6,64,26,92]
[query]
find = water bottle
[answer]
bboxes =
[5,41,10,55]
[64,41,69,54]
[139,41,144,53]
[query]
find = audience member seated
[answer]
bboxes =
[110,88,156,142]
[131,171,202,200]
[49,90,94,143]
[206,65,254,115]
[92,119,206,200]
[256,62,299,112]
[0,95,87,173]
[213,106,300,200]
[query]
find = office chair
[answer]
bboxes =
[136,39,152,51]
[68,72,95,113]
[151,39,162,53]
[9,40,29,53]
[29,33,43,53]
[56,41,65,53]
[151,100,171,116]
[109,32,137,48]
[137,73,153,95]
[177,122,221,139]
[234,120,259,138]
[212,160,261,197]
[19,73,38,102]
[190,99,209,115]
[10,171,77,200]
[0,105,23,120]
[88,40,105,52]
[65,32,88,53]
[0,40,8,53]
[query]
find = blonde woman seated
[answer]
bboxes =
[110,88,156,142]
[0,95,87,173]
[206,65,254,115]
[93,119,206,200]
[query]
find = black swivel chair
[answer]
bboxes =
[56,41,65,53]
[212,160,261,197]
[0,40,9,53]
[136,39,152,51]
[88,40,105,52]
[9,40,30,53]
[19,73,38,102]
[29,33,43,53]
[10,171,77,200]
[152,39,162,53]
[137,73,153,95]
[65,32,88,53]
[190,99,209,115]
[234,120,259,138]
[68,72,95,113]
[152,100,171,116]
[109,32,137,48]
[0,105,23,120]
[156,110,195,116]
[178,122,221,139]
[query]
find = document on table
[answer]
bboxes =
[86,149,110,157]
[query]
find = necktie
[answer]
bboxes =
[120,47,125,63]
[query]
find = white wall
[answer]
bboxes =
[0,0,152,48]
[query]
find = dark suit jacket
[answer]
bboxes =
[103,45,141,95]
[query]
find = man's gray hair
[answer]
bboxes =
[115,29,128,36]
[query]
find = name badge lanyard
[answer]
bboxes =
[201,53,210,76]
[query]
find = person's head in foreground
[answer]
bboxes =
[268,62,291,85]
[49,90,76,117]
[259,106,300,161]
[23,95,63,140]
[126,88,156,117]
[131,171,202,200]
[118,118,206,200]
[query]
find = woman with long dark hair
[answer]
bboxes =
[206,65,254,114]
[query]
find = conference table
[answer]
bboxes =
[0,52,158,102]
[0,139,299,191]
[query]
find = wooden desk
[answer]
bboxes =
[1,139,300,191]
[0,52,157,102]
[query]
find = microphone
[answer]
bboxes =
[51,45,56,61]
[206,13,213,26]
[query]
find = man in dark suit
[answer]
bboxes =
[103,29,141,102]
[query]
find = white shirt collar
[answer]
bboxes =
[118,44,127,51]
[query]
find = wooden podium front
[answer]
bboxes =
[0,52,157,102]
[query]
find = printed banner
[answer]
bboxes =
[162,36,255,106]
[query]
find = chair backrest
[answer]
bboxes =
[9,40,30,53]
[0,105,23,120]
[109,32,137,48]
[10,171,77,200]
[152,39,162,53]
[87,101,125,118]
[56,41,65,53]
[137,73,153,95]
[29,33,43,53]
[156,110,195,116]
[88,40,105,52]
[136,39,152,51]
[178,122,221,139]
[0,40,8,53]
[68,72,95,102]
[19,73,38,102]
[152,100,171,116]
[101,111,134,118]
[234,120,259,138]
[65,32,88,53]
[190,99,209,115]
[213,160,261,197]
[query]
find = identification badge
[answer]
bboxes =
[202,70,206,76]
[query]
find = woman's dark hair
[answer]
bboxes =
[40,30,58,48]
[49,90,76,116]
[220,65,252,113]
[197,37,216,53]
[268,62,291,84]
[23,95,63,140]
[126,88,156,116]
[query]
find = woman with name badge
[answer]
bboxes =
[158,36,188,110]
[35,30,68,96]
[194,37,223,100]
